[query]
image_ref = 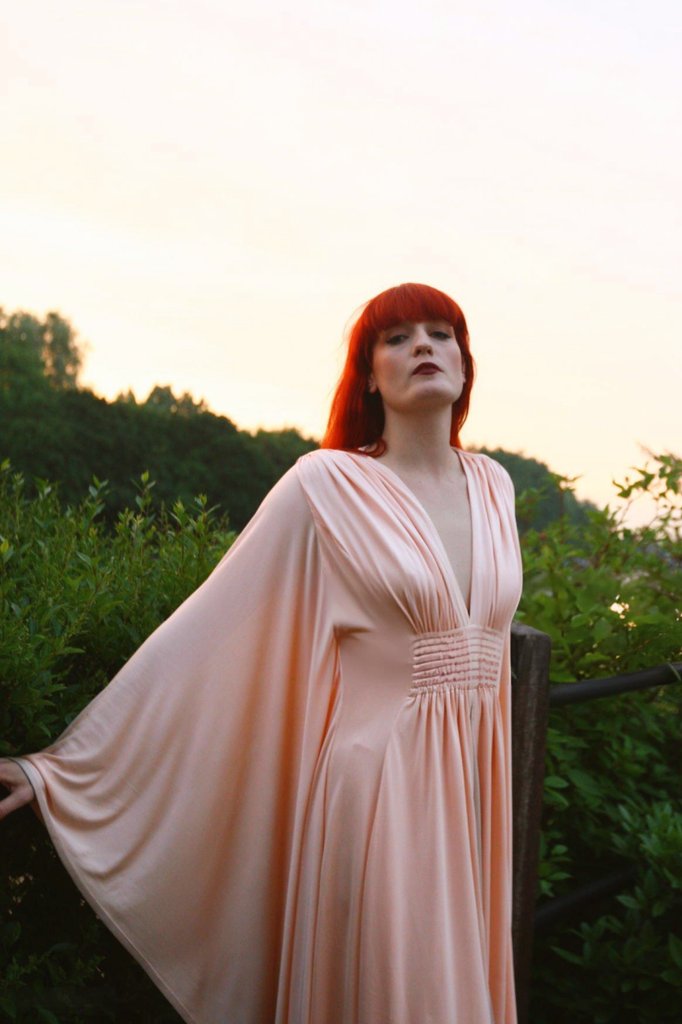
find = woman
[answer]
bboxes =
[0,283,523,1024]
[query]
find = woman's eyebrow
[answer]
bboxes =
[381,320,452,336]
[379,323,410,338]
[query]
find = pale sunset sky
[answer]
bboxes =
[2,0,680,522]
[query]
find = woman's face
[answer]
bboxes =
[368,320,465,416]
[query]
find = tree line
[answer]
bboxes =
[0,306,593,531]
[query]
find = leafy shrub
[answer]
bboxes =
[1,453,681,1021]
[517,453,682,1023]
[1,461,234,1022]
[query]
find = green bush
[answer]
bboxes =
[1,453,681,1021]
[1,461,234,1021]
[517,452,682,1023]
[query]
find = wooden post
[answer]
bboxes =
[510,621,552,1024]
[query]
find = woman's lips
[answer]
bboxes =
[412,363,441,375]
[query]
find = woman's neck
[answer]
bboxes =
[378,407,459,478]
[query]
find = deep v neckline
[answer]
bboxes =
[352,448,477,623]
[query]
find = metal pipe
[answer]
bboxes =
[549,662,682,707]
[534,864,638,931]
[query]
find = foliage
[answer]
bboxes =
[2,454,680,1020]
[2,303,681,1018]
[140,384,206,416]
[482,446,596,530]
[1,462,234,1021]
[0,378,317,532]
[517,452,682,1023]
[0,305,317,531]
[0,308,83,392]
[0,305,588,535]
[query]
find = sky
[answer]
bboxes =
[2,0,680,523]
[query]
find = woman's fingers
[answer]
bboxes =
[0,759,35,820]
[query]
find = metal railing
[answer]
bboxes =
[549,662,682,707]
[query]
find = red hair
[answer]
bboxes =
[321,282,475,454]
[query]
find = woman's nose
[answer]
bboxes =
[412,324,434,350]
[413,335,433,355]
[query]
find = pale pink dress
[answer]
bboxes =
[18,447,523,1024]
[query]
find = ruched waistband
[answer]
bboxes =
[410,626,504,694]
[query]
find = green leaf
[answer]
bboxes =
[545,774,570,789]
[616,894,640,910]
[593,617,612,642]
[669,932,682,969]
[550,945,584,966]
[37,1010,61,1024]
[565,768,603,796]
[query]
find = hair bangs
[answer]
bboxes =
[362,283,464,342]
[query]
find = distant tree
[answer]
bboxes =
[0,308,83,393]
[115,388,138,406]
[253,427,318,474]
[0,305,598,534]
[479,446,597,531]
[0,310,46,395]
[143,385,208,416]
[43,311,83,389]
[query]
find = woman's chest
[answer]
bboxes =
[423,502,473,608]
[401,475,473,612]
[298,451,522,633]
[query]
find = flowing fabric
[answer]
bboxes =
[17,447,523,1024]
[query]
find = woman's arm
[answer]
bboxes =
[0,757,35,819]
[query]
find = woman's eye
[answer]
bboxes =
[431,331,451,340]
[386,334,407,345]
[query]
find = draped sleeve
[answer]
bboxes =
[16,466,338,1024]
